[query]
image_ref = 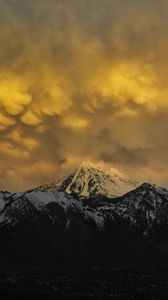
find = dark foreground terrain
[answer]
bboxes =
[0,266,168,300]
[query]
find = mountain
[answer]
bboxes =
[115,183,168,243]
[0,164,168,267]
[0,191,108,229]
[0,189,158,267]
[0,183,166,267]
[36,162,138,198]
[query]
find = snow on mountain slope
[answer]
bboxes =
[2,177,168,263]
[36,162,139,198]
[115,183,168,237]
[0,162,138,231]
[0,191,113,229]
[0,189,156,268]
[2,163,168,242]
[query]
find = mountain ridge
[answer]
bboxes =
[0,162,168,267]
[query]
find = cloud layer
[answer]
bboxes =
[0,0,168,191]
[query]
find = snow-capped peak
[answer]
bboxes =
[34,162,139,198]
[58,162,139,198]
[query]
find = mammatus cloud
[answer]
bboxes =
[0,0,168,190]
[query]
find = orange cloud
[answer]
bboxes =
[0,0,168,190]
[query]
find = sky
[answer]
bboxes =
[0,0,168,191]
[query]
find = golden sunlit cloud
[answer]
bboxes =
[21,109,42,125]
[0,0,168,191]
[7,129,38,151]
[0,142,29,159]
[62,116,88,129]
[0,112,16,128]
[0,78,31,115]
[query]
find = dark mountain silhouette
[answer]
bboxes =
[0,163,168,267]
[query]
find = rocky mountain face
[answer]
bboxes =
[35,162,138,198]
[115,183,168,242]
[0,163,168,267]
[0,189,155,267]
